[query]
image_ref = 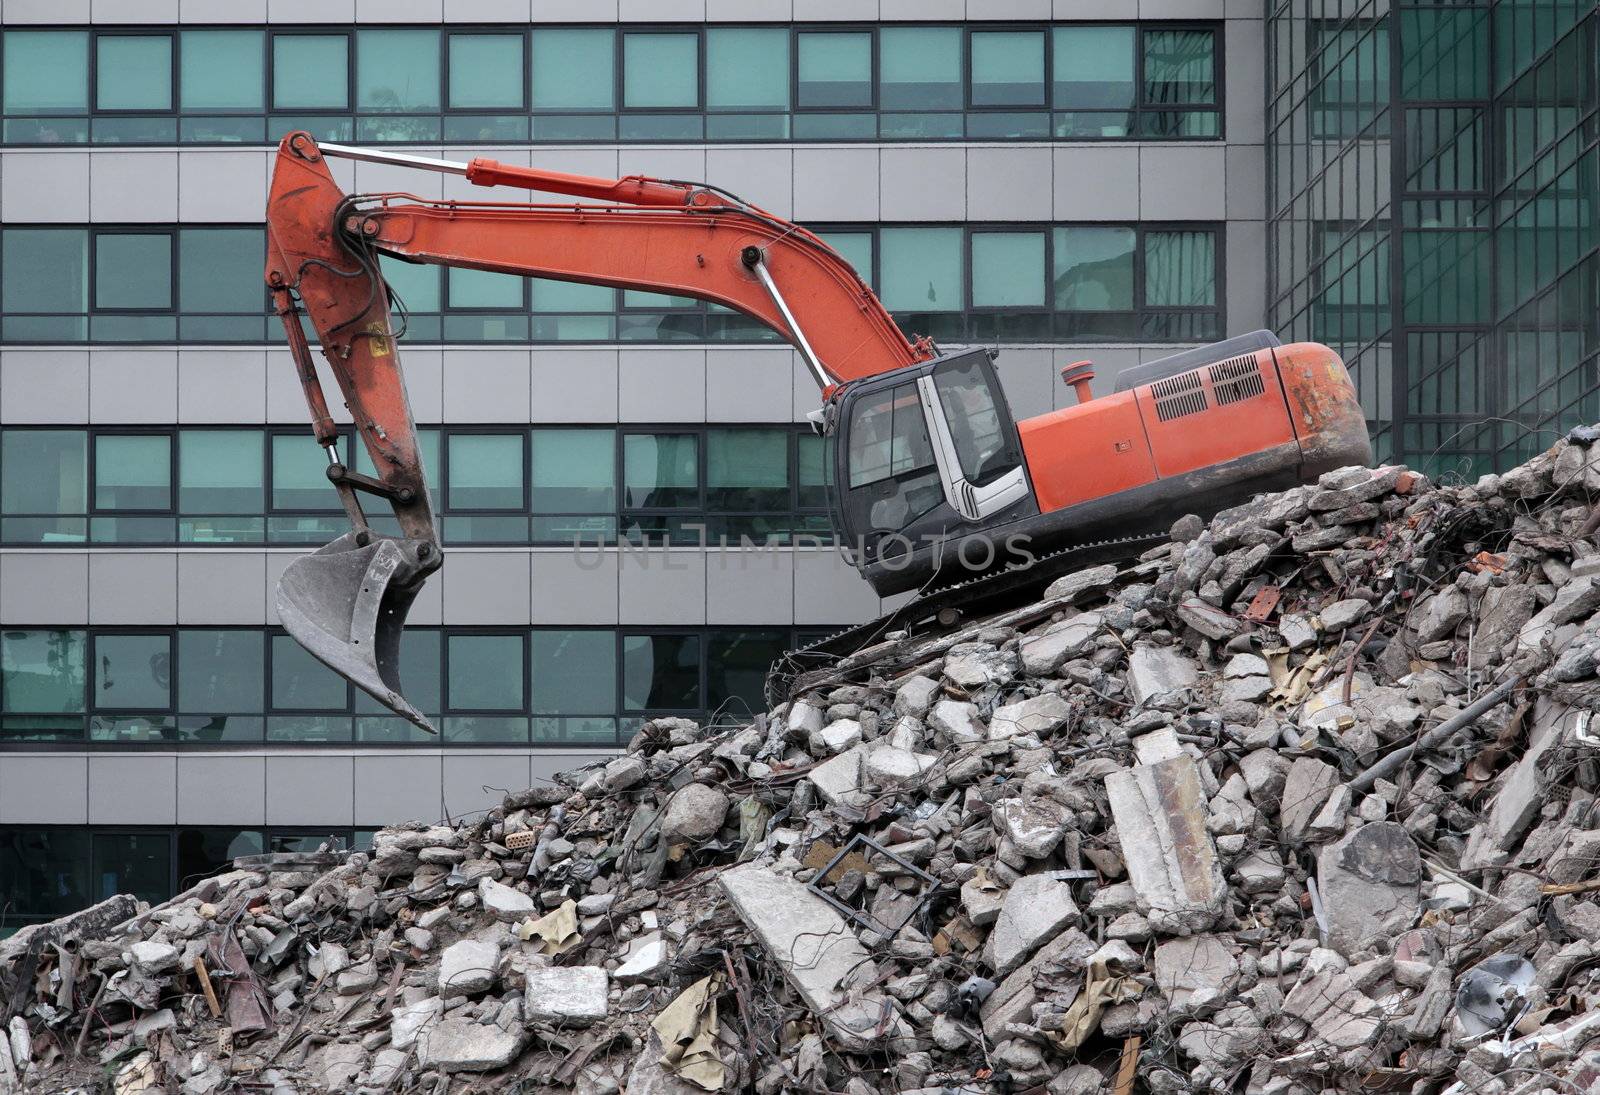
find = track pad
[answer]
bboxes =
[275,532,436,733]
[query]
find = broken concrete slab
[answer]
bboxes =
[439,938,499,997]
[987,691,1072,741]
[983,873,1082,978]
[1154,935,1239,1014]
[418,1017,526,1072]
[1279,756,1341,843]
[1126,644,1200,705]
[524,966,608,1027]
[1105,754,1227,933]
[1317,822,1422,957]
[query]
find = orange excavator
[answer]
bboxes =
[265,131,1370,731]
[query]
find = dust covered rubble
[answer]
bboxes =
[9,432,1600,1093]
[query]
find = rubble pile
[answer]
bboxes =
[9,430,1600,1095]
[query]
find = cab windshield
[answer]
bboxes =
[845,382,943,534]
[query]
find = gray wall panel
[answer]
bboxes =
[880,147,967,221]
[1,350,90,423]
[1226,219,1267,334]
[532,348,619,422]
[1140,145,1227,221]
[531,549,619,625]
[1,553,88,624]
[440,551,532,624]
[705,348,793,422]
[705,147,794,218]
[618,548,707,625]
[705,549,795,625]
[793,148,880,222]
[89,350,179,424]
[967,147,1053,221]
[618,349,706,423]
[1053,146,1140,220]
[179,0,267,21]
[442,753,531,822]
[0,756,87,825]
[89,553,177,625]
[178,553,268,624]
[354,754,442,825]
[176,755,267,825]
[793,549,876,626]
[89,755,177,824]
[1,153,89,222]
[177,350,267,423]
[177,151,269,223]
[89,152,178,222]
[442,349,532,424]
[1224,18,1266,147]
[266,755,354,825]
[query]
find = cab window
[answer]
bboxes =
[847,382,935,488]
[931,356,1011,484]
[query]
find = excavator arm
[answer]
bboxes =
[264,131,933,731]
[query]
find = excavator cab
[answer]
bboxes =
[831,349,1036,594]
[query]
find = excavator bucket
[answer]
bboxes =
[275,532,436,733]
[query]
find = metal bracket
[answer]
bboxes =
[805,833,939,936]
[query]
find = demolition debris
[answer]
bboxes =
[8,430,1600,1094]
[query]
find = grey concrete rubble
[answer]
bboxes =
[12,437,1600,1093]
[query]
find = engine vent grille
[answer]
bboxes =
[1209,354,1266,405]
[1151,370,1207,421]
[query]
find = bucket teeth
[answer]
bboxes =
[275,531,437,733]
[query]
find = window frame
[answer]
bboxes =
[793,27,879,114]
[619,28,705,114]
[267,28,355,115]
[90,428,176,517]
[88,228,177,315]
[443,29,528,113]
[92,30,178,116]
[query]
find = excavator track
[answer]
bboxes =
[765,530,1169,707]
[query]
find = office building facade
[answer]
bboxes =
[1,0,1269,929]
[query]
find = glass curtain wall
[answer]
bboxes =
[1269,0,1599,477]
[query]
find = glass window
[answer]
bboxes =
[179,229,264,315]
[1145,230,1217,306]
[97,36,173,112]
[532,29,615,111]
[179,431,263,514]
[880,27,961,111]
[95,233,172,311]
[272,433,338,511]
[707,430,787,511]
[880,227,963,312]
[0,830,91,920]
[95,435,170,510]
[531,630,614,714]
[972,232,1046,308]
[447,634,524,710]
[357,30,440,113]
[3,229,88,315]
[355,628,440,718]
[181,30,264,111]
[178,829,263,891]
[531,429,614,512]
[1144,29,1215,105]
[448,34,524,110]
[931,356,1009,482]
[178,630,263,713]
[92,833,169,905]
[94,634,170,710]
[707,632,785,719]
[2,431,87,515]
[971,30,1046,107]
[798,32,872,109]
[706,29,788,110]
[818,231,873,285]
[1054,227,1136,310]
[623,434,697,509]
[271,634,347,710]
[1053,26,1135,108]
[447,433,523,510]
[847,382,935,488]
[447,268,523,310]
[798,433,831,509]
[272,34,349,111]
[1,630,86,713]
[4,31,89,114]
[380,256,441,314]
[530,280,613,313]
[623,33,698,109]
[622,633,699,711]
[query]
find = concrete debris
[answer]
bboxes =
[13,438,1600,1093]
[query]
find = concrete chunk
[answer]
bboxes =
[524,966,608,1027]
[1279,756,1341,843]
[718,865,898,1051]
[1126,645,1199,704]
[1019,614,1102,675]
[808,743,869,807]
[988,691,1072,741]
[928,699,985,744]
[894,675,941,717]
[1105,755,1226,933]
[983,874,1082,978]
[420,1017,526,1072]
[439,938,499,997]
[479,878,535,922]
[1154,935,1239,1014]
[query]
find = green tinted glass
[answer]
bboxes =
[97,36,173,111]
[92,833,169,905]
[449,34,524,109]
[272,35,349,110]
[2,431,86,515]
[706,29,788,110]
[447,634,525,710]
[178,630,264,713]
[179,229,264,314]
[1144,29,1215,105]
[623,434,697,509]
[622,634,699,710]
[1053,26,1135,108]
[94,634,171,710]
[447,433,523,510]
[95,435,170,510]
[707,430,787,510]
[448,268,523,309]
[531,630,615,714]
[95,234,172,311]
[881,27,961,110]
[4,31,89,113]
[179,430,263,514]
[798,32,872,109]
[817,231,873,284]
[271,433,338,510]
[880,227,963,311]
[358,30,440,112]
[271,634,347,710]
[972,232,1045,308]
[531,430,614,512]
[380,256,441,313]
[1145,230,1216,306]
[181,30,264,110]
[623,34,697,109]
[2,229,88,314]
[2,630,86,713]
[1053,227,1135,310]
[530,280,613,313]
[971,31,1045,107]
[532,29,614,110]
